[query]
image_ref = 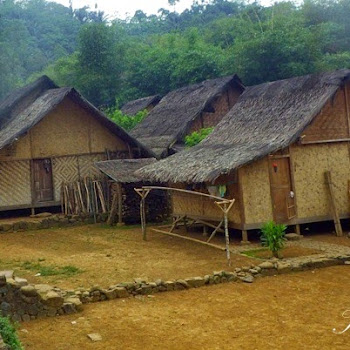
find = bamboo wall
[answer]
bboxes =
[0,96,132,210]
[240,158,273,225]
[171,180,241,226]
[0,160,31,207]
[291,143,350,219]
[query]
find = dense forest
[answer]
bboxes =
[1,0,350,107]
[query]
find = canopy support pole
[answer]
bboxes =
[135,188,151,241]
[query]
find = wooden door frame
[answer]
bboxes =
[268,152,297,223]
[31,157,55,204]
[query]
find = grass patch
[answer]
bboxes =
[21,261,82,277]
[0,316,23,350]
[241,248,268,259]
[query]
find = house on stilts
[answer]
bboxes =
[0,76,152,214]
[137,69,350,243]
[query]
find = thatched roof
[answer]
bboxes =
[0,76,155,157]
[121,95,161,116]
[137,69,350,183]
[95,158,157,183]
[130,75,244,158]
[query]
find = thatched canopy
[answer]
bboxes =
[95,158,157,183]
[121,95,161,116]
[137,69,350,183]
[0,76,154,157]
[130,75,244,158]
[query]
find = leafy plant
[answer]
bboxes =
[260,221,287,258]
[0,316,23,350]
[185,127,214,147]
[104,108,148,131]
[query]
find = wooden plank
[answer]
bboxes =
[151,228,226,252]
[325,171,343,237]
[206,219,223,243]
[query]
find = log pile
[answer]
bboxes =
[112,182,170,224]
[61,177,109,216]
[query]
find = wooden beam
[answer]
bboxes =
[325,171,343,237]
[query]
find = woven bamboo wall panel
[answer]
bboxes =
[241,157,273,224]
[52,156,79,201]
[291,143,350,218]
[78,153,106,178]
[301,87,349,143]
[0,160,31,206]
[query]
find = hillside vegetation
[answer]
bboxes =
[1,0,350,107]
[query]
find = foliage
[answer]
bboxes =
[3,0,350,105]
[185,127,214,147]
[260,221,287,258]
[104,108,148,131]
[0,316,23,350]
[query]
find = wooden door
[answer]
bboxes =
[269,157,296,223]
[33,159,54,203]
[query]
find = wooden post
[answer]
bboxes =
[135,188,151,241]
[107,193,118,226]
[215,199,235,266]
[117,183,123,226]
[241,230,250,244]
[325,171,343,237]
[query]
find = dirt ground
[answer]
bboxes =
[19,265,350,350]
[241,245,321,259]
[0,225,256,289]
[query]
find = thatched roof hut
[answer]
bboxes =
[121,95,161,116]
[0,76,154,158]
[130,75,244,158]
[138,69,350,183]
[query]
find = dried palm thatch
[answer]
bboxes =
[130,75,244,158]
[121,95,161,116]
[95,158,157,183]
[137,69,350,183]
[0,76,154,157]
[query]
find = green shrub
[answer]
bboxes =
[184,127,214,147]
[260,221,287,258]
[103,107,148,131]
[0,316,23,350]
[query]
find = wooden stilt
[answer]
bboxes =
[117,183,123,226]
[325,171,343,237]
[202,225,208,237]
[241,230,250,245]
[31,207,35,216]
[295,224,301,235]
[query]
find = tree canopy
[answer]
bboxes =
[1,0,350,107]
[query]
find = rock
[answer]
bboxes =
[114,287,129,298]
[0,276,6,287]
[87,333,102,342]
[1,224,13,232]
[276,262,292,273]
[42,291,64,308]
[0,302,12,315]
[102,289,117,300]
[0,271,14,279]
[242,266,250,272]
[21,285,38,297]
[14,277,28,287]
[65,297,83,311]
[34,284,53,294]
[62,303,77,314]
[345,261,350,265]
[21,314,31,322]
[30,212,52,218]
[285,233,303,241]
[259,261,275,269]
[185,277,205,288]
[241,275,254,283]
[225,272,238,282]
[164,281,175,291]
[249,269,259,275]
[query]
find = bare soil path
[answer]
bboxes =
[19,265,350,350]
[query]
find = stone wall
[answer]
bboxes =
[0,272,82,323]
[0,213,108,234]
